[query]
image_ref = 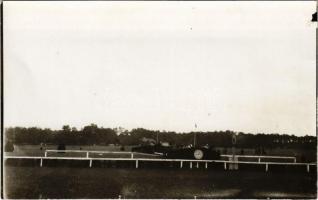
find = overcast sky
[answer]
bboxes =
[4,1,316,136]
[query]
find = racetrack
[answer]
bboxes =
[4,145,317,199]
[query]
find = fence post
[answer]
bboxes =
[136,160,138,168]
[205,162,208,169]
[265,163,268,172]
[307,164,310,173]
[131,153,134,159]
[86,152,89,158]
[196,162,199,169]
[40,158,43,167]
[294,158,296,163]
[180,161,183,168]
[224,162,227,170]
[190,162,192,169]
[89,159,92,168]
[258,157,261,163]
[45,151,47,157]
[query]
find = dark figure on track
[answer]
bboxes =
[240,149,244,155]
[57,143,66,153]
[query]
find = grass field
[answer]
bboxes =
[4,165,317,199]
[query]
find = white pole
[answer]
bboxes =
[136,160,138,168]
[307,164,310,173]
[196,162,199,168]
[190,162,193,169]
[194,123,198,147]
[40,158,43,167]
[180,161,183,168]
[265,163,268,172]
[205,162,208,169]
[89,159,92,167]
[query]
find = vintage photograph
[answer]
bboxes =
[2,1,317,199]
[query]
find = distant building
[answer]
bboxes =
[160,142,170,147]
[140,137,156,145]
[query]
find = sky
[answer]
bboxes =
[3,1,316,136]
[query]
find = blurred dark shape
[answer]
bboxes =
[5,141,14,152]
[132,144,170,155]
[133,144,220,160]
[261,147,267,155]
[255,146,267,155]
[120,146,125,151]
[57,143,66,153]
[312,12,317,22]
[255,147,260,155]
[222,148,228,154]
[240,149,244,155]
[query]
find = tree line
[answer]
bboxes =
[4,124,317,150]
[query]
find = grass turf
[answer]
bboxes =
[3,165,317,199]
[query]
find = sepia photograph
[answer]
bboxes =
[2,1,317,199]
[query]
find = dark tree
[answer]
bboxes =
[4,141,14,152]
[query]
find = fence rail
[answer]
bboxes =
[4,154,316,173]
[220,154,297,163]
[45,150,161,159]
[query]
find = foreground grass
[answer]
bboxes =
[4,166,317,199]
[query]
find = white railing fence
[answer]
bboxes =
[4,154,316,172]
[45,149,161,159]
[220,154,297,163]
